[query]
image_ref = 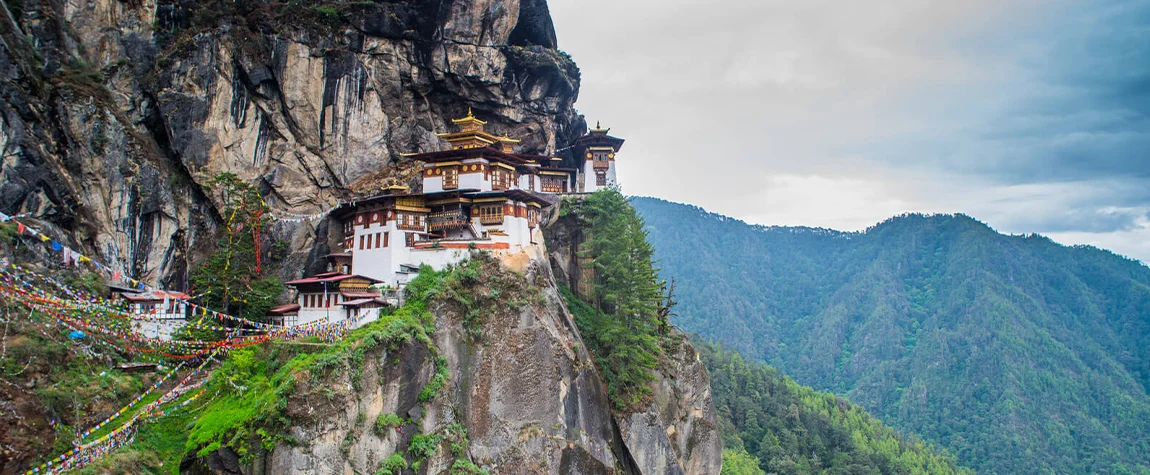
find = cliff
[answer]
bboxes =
[178,251,720,475]
[0,0,723,472]
[0,0,584,288]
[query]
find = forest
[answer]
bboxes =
[634,196,1150,475]
[701,341,969,475]
[559,190,967,475]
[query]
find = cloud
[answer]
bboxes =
[550,0,1150,262]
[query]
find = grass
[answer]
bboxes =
[78,385,167,442]
[76,392,204,475]
[418,356,448,403]
[407,433,442,461]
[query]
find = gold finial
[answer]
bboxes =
[596,121,601,129]
[467,107,474,118]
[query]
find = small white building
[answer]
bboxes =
[282,272,387,327]
[115,289,190,341]
[576,122,625,193]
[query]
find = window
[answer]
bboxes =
[541,176,565,193]
[596,171,606,186]
[400,213,423,230]
[405,232,416,247]
[375,232,381,248]
[477,205,503,225]
[528,208,541,227]
[383,232,389,247]
[359,235,365,250]
[443,166,459,189]
[491,168,513,190]
[396,213,424,231]
[344,237,353,251]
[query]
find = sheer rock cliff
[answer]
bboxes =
[1,0,583,287]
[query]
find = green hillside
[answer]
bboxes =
[701,340,970,475]
[633,197,1150,475]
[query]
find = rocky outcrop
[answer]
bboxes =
[543,200,724,475]
[616,329,723,475]
[0,0,585,288]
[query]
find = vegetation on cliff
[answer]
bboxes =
[559,188,673,412]
[73,259,502,473]
[189,173,284,323]
[702,340,971,475]
[633,196,1150,474]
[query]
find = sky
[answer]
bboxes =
[549,0,1150,263]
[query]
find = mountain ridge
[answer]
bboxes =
[633,195,1150,475]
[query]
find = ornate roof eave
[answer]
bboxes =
[451,108,487,125]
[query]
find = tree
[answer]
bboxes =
[722,448,768,475]
[566,187,671,411]
[190,173,283,323]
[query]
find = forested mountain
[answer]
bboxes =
[700,340,970,475]
[633,197,1150,475]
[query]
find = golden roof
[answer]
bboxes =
[381,183,410,193]
[590,121,610,134]
[498,134,522,144]
[451,108,487,126]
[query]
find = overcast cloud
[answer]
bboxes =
[550,0,1150,263]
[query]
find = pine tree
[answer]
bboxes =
[190,173,283,323]
[571,187,670,411]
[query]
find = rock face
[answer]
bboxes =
[617,329,723,475]
[0,0,584,287]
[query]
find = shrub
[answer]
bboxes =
[374,413,404,434]
[376,453,407,475]
[407,433,442,460]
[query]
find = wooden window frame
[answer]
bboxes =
[477,205,503,225]
[443,166,459,189]
[541,176,565,193]
[396,213,425,231]
[491,168,513,191]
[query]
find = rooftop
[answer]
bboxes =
[284,272,383,286]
